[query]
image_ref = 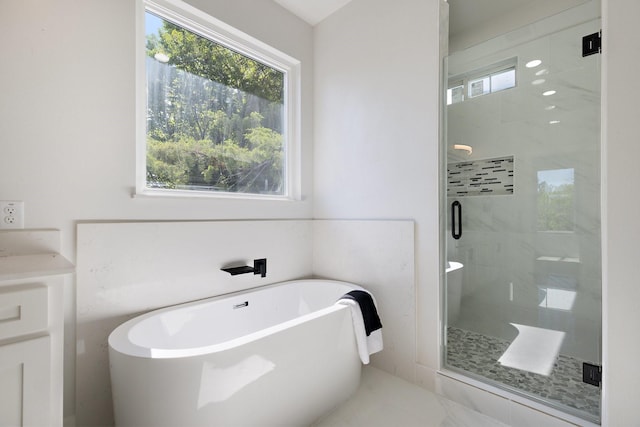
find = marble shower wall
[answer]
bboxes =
[445,17,602,362]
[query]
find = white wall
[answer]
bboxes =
[601,0,640,424]
[0,0,313,420]
[313,0,442,386]
[0,0,314,234]
[313,220,416,381]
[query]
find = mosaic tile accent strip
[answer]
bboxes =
[448,156,514,197]
[446,327,601,420]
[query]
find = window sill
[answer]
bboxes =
[132,188,302,202]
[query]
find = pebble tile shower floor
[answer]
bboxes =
[446,327,601,420]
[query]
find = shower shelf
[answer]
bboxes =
[536,256,580,263]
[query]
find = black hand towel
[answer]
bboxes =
[341,290,382,336]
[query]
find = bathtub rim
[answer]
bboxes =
[108,278,364,359]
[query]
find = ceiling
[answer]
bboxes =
[448,0,532,38]
[273,0,583,36]
[273,0,354,26]
[272,0,523,30]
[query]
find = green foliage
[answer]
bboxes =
[147,125,283,193]
[147,22,283,104]
[537,181,575,231]
[145,14,285,194]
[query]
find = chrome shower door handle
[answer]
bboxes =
[451,200,462,240]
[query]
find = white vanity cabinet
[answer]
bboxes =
[0,253,74,427]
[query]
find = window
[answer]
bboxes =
[537,168,575,231]
[447,84,464,105]
[447,59,517,105]
[137,0,300,199]
[490,68,516,92]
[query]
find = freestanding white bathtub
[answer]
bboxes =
[108,279,364,427]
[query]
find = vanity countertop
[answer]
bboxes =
[0,253,75,281]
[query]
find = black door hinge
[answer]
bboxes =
[583,362,602,387]
[582,31,602,57]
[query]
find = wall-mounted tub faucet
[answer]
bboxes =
[221,258,267,277]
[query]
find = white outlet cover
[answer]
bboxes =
[0,201,24,229]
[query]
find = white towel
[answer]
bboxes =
[337,298,383,364]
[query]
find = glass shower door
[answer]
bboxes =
[443,9,602,423]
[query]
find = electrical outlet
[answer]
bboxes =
[0,201,24,229]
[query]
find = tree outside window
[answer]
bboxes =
[537,168,575,231]
[144,12,287,195]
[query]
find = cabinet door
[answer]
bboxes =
[0,336,51,427]
[0,284,48,341]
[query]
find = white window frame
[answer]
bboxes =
[135,0,302,200]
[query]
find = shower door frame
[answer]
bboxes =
[439,3,603,424]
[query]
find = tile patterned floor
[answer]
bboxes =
[446,327,601,420]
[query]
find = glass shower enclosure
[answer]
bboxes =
[442,3,602,423]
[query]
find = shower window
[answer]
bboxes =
[490,68,516,92]
[446,59,517,105]
[447,84,464,105]
[467,67,515,98]
[537,168,575,232]
[137,0,301,199]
